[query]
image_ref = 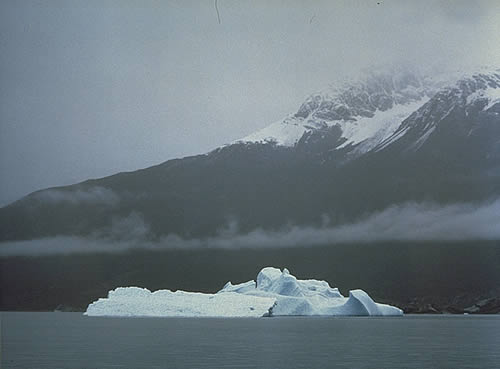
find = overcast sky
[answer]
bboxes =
[1,0,499,206]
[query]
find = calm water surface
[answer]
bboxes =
[2,312,500,368]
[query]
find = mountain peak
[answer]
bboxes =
[375,68,500,153]
[235,66,500,155]
[295,66,431,121]
[235,67,432,152]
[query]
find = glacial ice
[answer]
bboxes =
[84,287,276,318]
[85,267,403,317]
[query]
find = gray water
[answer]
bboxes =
[2,312,500,369]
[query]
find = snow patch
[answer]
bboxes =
[337,98,428,153]
[235,98,428,152]
[236,116,307,147]
[467,87,500,111]
[410,126,436,151]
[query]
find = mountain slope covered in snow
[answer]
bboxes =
[237,68,435,153]
[1,67,499,242]
[237,67,500,158]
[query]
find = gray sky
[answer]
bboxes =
[1,0,499,206]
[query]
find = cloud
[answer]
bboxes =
[1,199,499,256]
[108,211,151,240]
[34,186,119,206]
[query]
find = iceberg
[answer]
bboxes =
[85,267,403,317]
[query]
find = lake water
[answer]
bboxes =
[2,312,500,368]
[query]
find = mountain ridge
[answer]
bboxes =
[235,67,500,157]
[1,66,499,242]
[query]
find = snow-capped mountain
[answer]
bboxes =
[237,68,434,152]
[377,69,500,152]
[236,67,500,158]
[1,66,500,242]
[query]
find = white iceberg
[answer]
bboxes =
[85,267,403,317]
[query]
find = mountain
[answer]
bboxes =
[236,67,436,154]
[1,67,500,242]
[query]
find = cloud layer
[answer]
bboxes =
[2,199,499,256]
[34,187,120,206]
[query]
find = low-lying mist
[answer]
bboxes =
[1,199,499,256]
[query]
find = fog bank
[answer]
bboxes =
[1,199,499,256]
